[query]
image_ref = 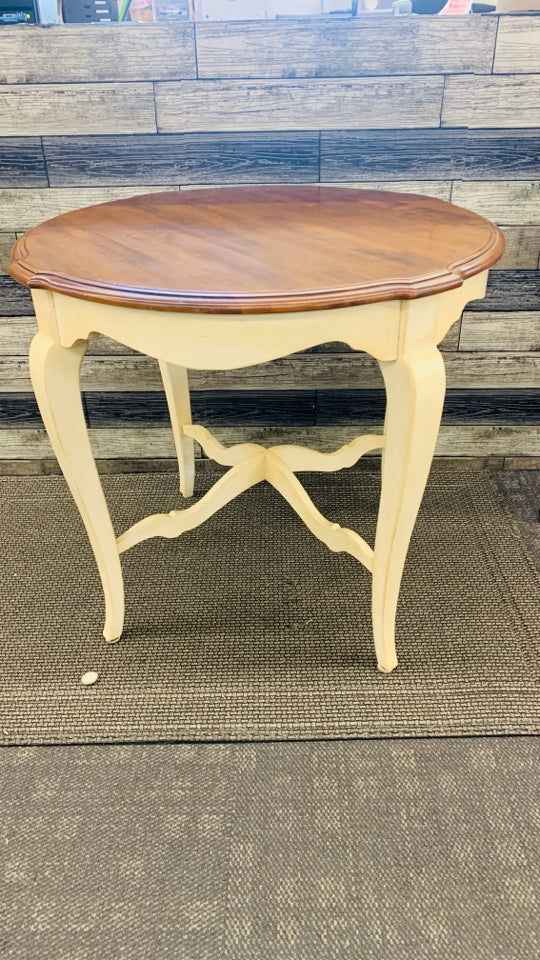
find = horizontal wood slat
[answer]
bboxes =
[0,24,196,84]
[442,76,540,129]
[494,17,540,75]
[0,187,177,232]
[451,182,540,226]
[0,138,48,188]
[460,313,540,353]
[471,271,540,313]
[0,84,157,137]
[195,17,496,79]
[154,78,445,133]
[1,425,536,459]
[0,277,33,316]
[43,133,320,187]
[497,227,540,269]
[321,129,540,183]
[0,234,16,275]
[1,353,538,392]
[3,389,537,430]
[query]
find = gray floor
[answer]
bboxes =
[1,470,539,960]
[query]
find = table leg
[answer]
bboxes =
[159,360,195,498]
[29,332,124,643]
[372,346,446,673]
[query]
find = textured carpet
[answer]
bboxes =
[1,737,538,960]
[0,470,538,745]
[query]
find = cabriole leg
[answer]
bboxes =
[29,332,124,643]
[372,346,446,673]
[159,360,195,498]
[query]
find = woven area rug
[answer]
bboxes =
[0,470,538,745]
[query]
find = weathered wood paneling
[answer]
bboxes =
[460,312,540,353]
[497,227,540,269]
[0,234,16,275]
[43,133,319,187]
[451,182,540,226]
[1,353,538,392]
[85,390,316,428]
[470,271,540,313]
[0,23,196,84]
[493,16,540,75]
[0,424,537,459]
[0,138,48,188]
[155,78,445,133]
[321,129,540,183]
[0,186,177,232]
[0,84,156,137]
[0,278,33,317]
[442,76,540,129]
[316,389,540,426]
[195,17,496,79]
[318,180,454,201]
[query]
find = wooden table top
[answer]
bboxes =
[10,186,505,315]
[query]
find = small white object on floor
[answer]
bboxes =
[81,671,98,686]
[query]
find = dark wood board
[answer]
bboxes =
[84,390,316,428]
[321,130,540,183]
[316,389,540,427]
[0,277,33,316]
[0,138,48,188]
[43,133,319,187]
[471,271,540,312]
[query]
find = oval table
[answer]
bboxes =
[10,186,505,673]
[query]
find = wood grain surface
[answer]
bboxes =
[10,186,504,313]
[442,76,540,129]
[0,23,196,84]
[0,138,48,188]
[493,17,540,74]
[42,133,319,187]
[451,182,540,226]
[0,84,156,138]
[155,78,445,133]
[321,130,540,183]
[195,17,496,79]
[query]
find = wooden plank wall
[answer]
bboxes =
[0,17,539,469]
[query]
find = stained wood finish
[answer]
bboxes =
[0,23,196,84]
[0,138,47,188]
[494,17,540,74]
[442,76,540,130]
[43,133,319,187]
[321,130,540,183]
[195,17,496,79]
[154,78,445,134]
[451,182,540,227]
[0,84,156,138]
[0,187,176,233]
[10,186,504,314]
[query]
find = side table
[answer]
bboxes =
[10,187,505,672]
